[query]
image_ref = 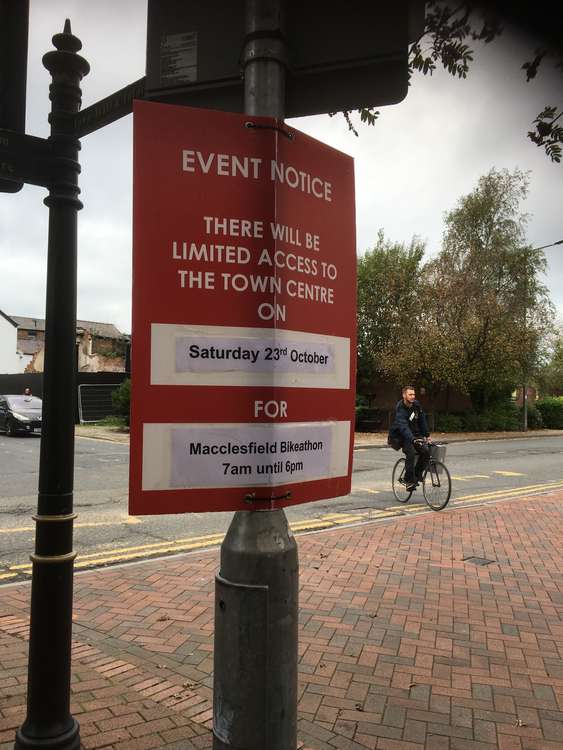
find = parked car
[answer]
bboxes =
[0,394,43,436]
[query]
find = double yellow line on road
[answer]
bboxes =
[1,511,386,580]
[454,479,563,504]
[2,480,562,581]
[8,531,227,574]
[0,517,142,534]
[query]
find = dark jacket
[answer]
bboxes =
[388,399,429,449]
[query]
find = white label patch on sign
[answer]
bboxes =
[142,421,350,490]
[160,31,197,85]
[151,323,350,389]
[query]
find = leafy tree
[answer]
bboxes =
[356,231,426,394]
[420,168,554,408]
[340,1,563,162]
[537,327,563,395]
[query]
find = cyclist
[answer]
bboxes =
[388,385,431,491]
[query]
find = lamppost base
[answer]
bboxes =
[15,720,80,750]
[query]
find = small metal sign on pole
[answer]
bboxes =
[144,0,420,117]
[0,130,53,187]
[73,77,146,138]
[0,0,30,193]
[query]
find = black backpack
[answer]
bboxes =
[387,431,402,451]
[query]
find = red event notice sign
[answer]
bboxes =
[130,100,356,514]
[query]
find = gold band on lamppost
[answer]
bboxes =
[32,513,77,523]
[30,551,77,565]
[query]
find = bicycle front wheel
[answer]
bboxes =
[392,458,413,503]
[422,460,451,510]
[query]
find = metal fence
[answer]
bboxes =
[77,383,121,423]
[0,372,128,423]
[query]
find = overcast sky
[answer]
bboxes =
[1,0,562,335]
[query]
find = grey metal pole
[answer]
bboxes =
[243,0,286,119]
[15,20,89,750]
[521,249,529,432]
[212,2,298,749]
[213,510,298,750]
[521,240,562,431]
[522,382,528,431]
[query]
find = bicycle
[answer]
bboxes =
[391,440,451,511]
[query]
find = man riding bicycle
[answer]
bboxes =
[388,385,431,492]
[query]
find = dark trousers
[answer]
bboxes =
[403,440,430,483]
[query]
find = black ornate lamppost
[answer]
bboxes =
[15,20,89,750]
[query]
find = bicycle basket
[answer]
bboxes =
[430,443,446,464]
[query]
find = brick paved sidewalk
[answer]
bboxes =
[1,493,563,750]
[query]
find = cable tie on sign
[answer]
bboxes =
[244,491,292,504]
[244,121,294,140]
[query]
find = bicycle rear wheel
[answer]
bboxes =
[422,460,451,510]
[392,458,413,503]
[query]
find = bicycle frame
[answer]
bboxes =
[392,443,451,510]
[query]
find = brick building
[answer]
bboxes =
[8,315,130,373]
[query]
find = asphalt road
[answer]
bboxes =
[1,433,563,584]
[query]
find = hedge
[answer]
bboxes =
[536,397,563,429]
[435,401,521,432]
